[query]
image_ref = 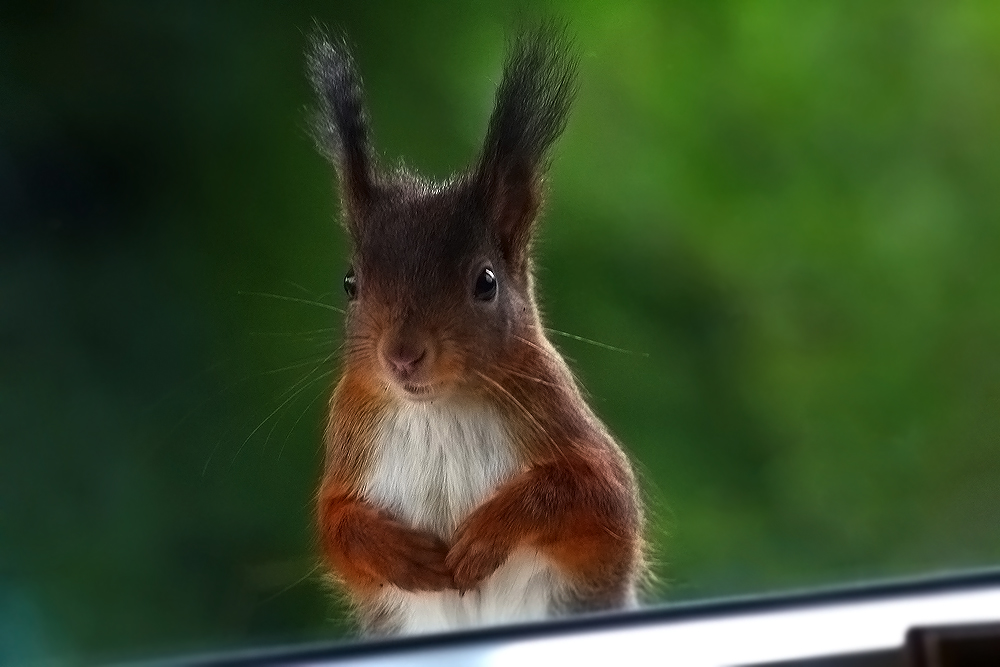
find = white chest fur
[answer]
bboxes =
[361,399,560,633]
[363,400,518,537]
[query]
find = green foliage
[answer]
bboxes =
[2,0,999,663]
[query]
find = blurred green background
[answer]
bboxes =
[2,0,1000,664]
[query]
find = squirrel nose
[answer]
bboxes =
[385,343,427,376]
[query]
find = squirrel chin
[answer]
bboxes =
[394,381,446,403]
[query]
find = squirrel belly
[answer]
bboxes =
[360,399,565,633]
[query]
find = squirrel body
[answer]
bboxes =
[309,25,644,635]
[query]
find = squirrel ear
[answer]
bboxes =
[308,29,376,231]
[475,23,578,269]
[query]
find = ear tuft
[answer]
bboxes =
[307,27,376,224]
[477,22,578,265]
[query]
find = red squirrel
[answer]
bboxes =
[307,24,644,635]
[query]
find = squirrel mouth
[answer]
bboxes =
[400,382,437,399]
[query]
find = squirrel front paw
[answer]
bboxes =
[445,517,512,592]
[375,520,454,592]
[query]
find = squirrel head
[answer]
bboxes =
[308,24,577,402]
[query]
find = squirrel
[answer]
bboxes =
[307,24,644,636]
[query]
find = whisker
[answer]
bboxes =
[474,369,559,456]
[260,355,336,377]
[513,333,553,355]
[263,355,336,426]
[249,327,339,338]
[259,562,323,605]
[282,279,313,295]
[513,334,566,366]
[496,364,561,388]
[240,368,334,465]
[280,280,335,306]
[262,368,334,455]
[202,437,224,477]
[278,386,329,461]
[168,354,332,445]
[230,352,336,465]
[545,328,648,357]
[238,290,345,315]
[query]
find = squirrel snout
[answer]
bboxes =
[383,341,429,378]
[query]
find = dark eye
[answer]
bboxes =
[343,267,357,301]
[474,267,497,301]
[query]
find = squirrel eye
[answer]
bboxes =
[343,267,358,301]
[474,267,498,301]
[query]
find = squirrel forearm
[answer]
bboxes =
[319,482,453,593]
[447,452,640,589]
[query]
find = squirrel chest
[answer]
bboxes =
[362,401,519,537]
[360,400,560,632]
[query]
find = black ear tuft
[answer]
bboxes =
[476,22,578,266]
[307,28,376,224]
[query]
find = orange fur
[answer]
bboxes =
[319,482,453,594]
